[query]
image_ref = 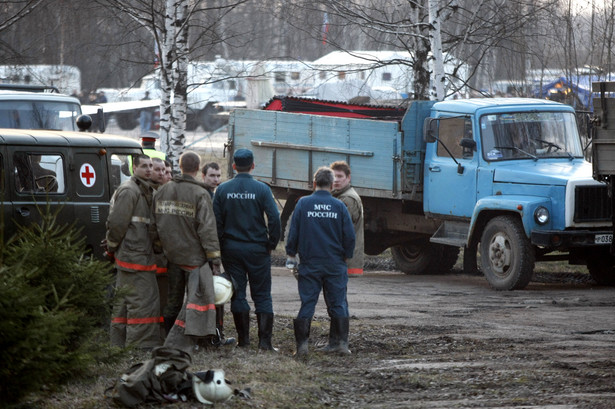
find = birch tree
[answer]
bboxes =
[97,0,246,169]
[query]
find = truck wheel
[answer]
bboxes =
[586,249,615,286]
[115,112,138,130]
[391,240,459,275]
[479,215,534,290]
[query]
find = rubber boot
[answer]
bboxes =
[232,311,250,348]
[216,305,236,346]
[293,318,311,357]
[336,316,351,355]
[322,317,351,355]
[256,312,278,352]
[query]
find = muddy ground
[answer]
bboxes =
[29,261,615,409]
[266,264,615,409]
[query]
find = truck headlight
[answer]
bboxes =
[534,206,549,225]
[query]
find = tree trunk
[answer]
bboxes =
[429,0,445,101]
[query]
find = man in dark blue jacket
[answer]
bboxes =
[286,167,355,357]
[213,149,281,351]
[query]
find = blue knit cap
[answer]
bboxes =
[233,148,254,167]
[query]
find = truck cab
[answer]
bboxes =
[423,98,612,289]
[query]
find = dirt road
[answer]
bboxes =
[270,267,615,408]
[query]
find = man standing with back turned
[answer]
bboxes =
[154,151,220,352]
[213,148,281,351]
[286,167,355,356]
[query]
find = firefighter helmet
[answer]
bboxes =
[192,369,233,404]
[213,275,233,306]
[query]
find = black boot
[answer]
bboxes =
[336,316,351,355]
[322,316,351,355]
[256,312,278,352]
[232,311,250,348]
[216,305,236,346]
[293,318,311,357]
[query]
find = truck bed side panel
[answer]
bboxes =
[230,109,403,198]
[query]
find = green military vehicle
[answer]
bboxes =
[0,85,143,259]
[1,128,142,259]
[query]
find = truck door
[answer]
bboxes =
[424,117,478,218]
[8,147,73,237]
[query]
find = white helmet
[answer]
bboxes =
[192,369,233,404]
[213,275,233,306]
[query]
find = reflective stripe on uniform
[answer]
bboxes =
[175,319,186,328]
[115,258,157,271]
[131,216,151,224]
[348,268,363,275]
[156,266,168,274]
[112,317,127,324]
[126,316,163,325]
[187,302,216,312]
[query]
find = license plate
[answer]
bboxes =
[595,234,613,244]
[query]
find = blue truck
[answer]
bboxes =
[226,97,614,290]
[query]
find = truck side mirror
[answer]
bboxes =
[424,117,438,143]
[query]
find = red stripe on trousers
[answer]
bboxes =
[187,303,216,312]
[115,258,157,271]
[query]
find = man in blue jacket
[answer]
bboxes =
[286,167,355,357]
[213,149,281,351]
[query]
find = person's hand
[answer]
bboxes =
[103,250,115,263]
[212,264,221,275]
[100,238,109,252]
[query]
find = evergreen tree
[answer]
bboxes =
[0,205,118,404]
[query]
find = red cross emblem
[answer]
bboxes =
[80,163,96,187]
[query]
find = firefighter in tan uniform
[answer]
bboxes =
[153,151,221,353]
[107,154,162,349]
[331,161,364,276]
[149,157,171,338]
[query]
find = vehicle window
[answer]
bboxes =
[109,153,133,194]
[13,152,65,194]
[481,111,583,161]
[437,117,471,159]
[0,100,80,131]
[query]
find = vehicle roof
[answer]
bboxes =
[433,97,574,115]
[0,129,142,148]
[0,90,80,104]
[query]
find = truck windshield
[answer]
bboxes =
[480,111,583,161]
[0,100,81,131]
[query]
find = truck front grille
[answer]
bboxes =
[574,185,611,222]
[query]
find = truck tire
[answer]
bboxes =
[479,215,534,290]
[586,249,615,286]
[391,240,459,275]
[115,112,138,130]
